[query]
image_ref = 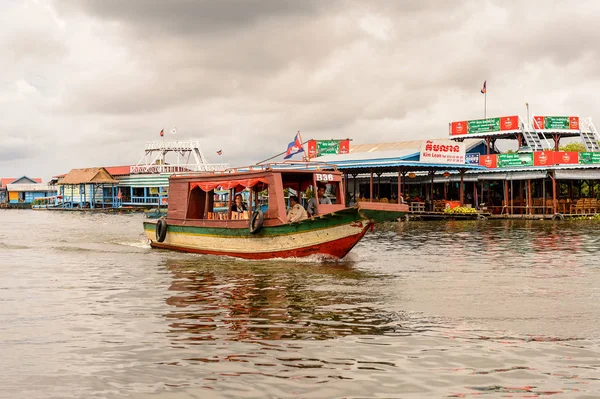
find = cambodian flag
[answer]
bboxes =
[481,80,487,94]
[284,132,304,159]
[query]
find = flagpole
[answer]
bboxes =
[484,91,487,119]
[256,138,311,165]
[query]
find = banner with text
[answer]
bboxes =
[450,115,520,136]
[533,116,579,130]
[420,140,466,164]
[579,152,600,164]
[307,139,350,159]
[497,153,534,168]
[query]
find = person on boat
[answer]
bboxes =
[287,195,308,222]
[398,192,406,204]
[230,193,247,215]
[306,185,331,217]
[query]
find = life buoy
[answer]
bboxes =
[156,218,167,242]
[551,213,565,221]
[249,209,264,234]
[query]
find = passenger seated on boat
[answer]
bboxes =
[398,192,406,204]
[287,195,308,223]
[306,186,331,217]
[230,193,247,218]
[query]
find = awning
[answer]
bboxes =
[478,173,507,181]
[191,178,269,192]
[554,169,600,180]
[477,170,547,181]
[433,175,479,183]
[505,171,548,181]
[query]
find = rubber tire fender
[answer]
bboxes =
[249,209,264,234]
[551,213,565,221]
[156,218,168,242]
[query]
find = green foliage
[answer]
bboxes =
[305,188,314,200]
[559,142,586,152]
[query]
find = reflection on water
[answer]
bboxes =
[1,211,600,398]
[164,259,409,342]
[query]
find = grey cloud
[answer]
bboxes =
[56,0,337,36]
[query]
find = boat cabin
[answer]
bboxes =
[166,164,346,226]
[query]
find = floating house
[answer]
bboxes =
[56,167,119,208]
[1,176,56,205]
[51,139,228,209]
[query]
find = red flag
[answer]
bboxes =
[217,149,223,155]
[159,129,164,137]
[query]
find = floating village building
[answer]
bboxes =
[49,140,228,209]
[314,113,600,217]
[0,177,56,206]
[16,114,600,218]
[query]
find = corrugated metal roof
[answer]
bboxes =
[347,138,484,154]
[316,149,417,163]
[335,161,484,171]
[6,184,56,192]
[555,169,600,179]
[314,138,486,171]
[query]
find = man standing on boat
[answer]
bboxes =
[306,186,331,217]
[287,195,308,222]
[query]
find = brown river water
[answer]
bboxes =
[1,210,599,398]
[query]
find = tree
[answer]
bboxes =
[559,142,586,152]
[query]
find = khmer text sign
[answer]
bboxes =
[420,140,465,164]
[533,116,579,130]
[450,116,520,136]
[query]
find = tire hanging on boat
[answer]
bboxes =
[551,213,565,221]
[249,209,264,234]
[156,218,168,242]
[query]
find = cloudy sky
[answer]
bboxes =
[2,0,599,180]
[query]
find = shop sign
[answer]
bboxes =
[579,152,600,164]
[465,153,480,165]
[450,115,520,136]
[497,153,533,168]
[479,154,497,168]
[420,140,465,164]
[533,116,579,130]
[307,139,351,158]
[533,151,554,166]
[317,140,339,155]
[554,151,579,165]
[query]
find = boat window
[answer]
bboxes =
[186,186,208,219]
[324,182,340,204]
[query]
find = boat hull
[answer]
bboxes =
[357,202,409,223]
[144,210,372,260]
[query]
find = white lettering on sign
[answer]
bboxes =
[315,173,334,181]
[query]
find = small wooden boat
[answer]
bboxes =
[357,201,409,223]
[143,162,372,259]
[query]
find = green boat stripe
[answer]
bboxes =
[144,208,363,238]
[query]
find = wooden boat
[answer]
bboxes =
[357,201,409,223]
[143,162,372,259]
